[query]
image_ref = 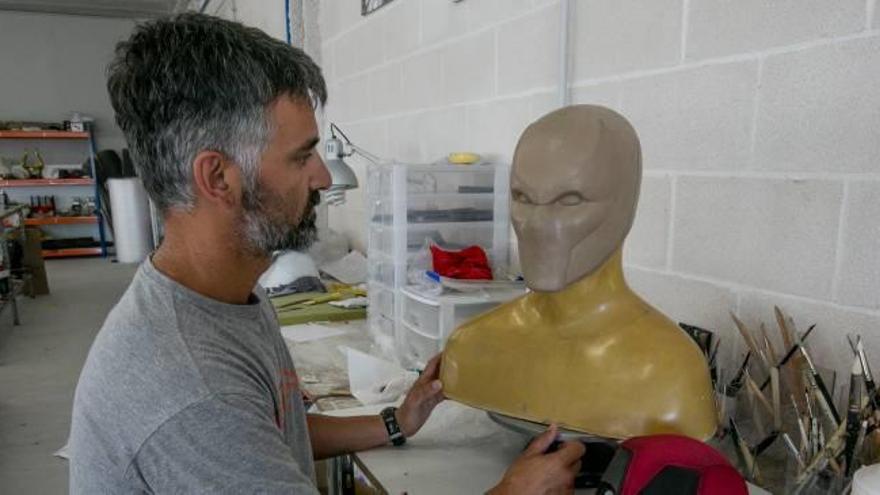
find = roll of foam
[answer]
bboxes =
[108,178,154,264]
[853,464,880,495]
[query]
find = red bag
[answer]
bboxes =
[429,245,493,280]
[598,435,747,495]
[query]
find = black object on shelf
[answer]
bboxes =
[41,237,101,250]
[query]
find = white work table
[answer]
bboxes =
[282,321,771,495]
[326,402,530,494]
[325,403,771,495]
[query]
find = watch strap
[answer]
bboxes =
[381,407,406,446]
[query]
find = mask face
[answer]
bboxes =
[510,105,642,292]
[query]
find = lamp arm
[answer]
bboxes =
[347,143,382,165]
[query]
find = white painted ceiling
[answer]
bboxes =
[0,0,187,18]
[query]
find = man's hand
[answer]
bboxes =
[395,354,445,438]
[488,425,585,495]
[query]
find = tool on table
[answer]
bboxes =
[760,323,779,365]
[775,307,808,411]
[729,419,760,482]
[783,432,805,469]
[853,420,868,470]
[844,357,863,476]
[792,394,810,457]
[856,337,879,409]
[759,323,817,390]
[726,352,751,397]
[745,372,768,438]
[795,419,849,491]
[806,392,819,457]
[799,344,841,427]
[754,431,780,456]
[731,312,770,375]
[771,368,782,431]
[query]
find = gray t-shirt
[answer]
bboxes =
[70,259,318,494]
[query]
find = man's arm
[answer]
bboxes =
[307,354,445,460]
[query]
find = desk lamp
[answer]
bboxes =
[323,123,378,205]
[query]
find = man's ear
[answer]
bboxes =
[191,150,241,207]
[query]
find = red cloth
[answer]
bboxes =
[429,245,492,280]
[617,435,747,495]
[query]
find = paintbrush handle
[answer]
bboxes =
[845,410,861,476]
[813,372,841,425]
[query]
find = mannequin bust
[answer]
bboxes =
[439,105,717,440]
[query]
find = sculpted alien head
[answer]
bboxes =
[511,105,642,292]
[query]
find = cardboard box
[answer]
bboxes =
[9,227,49,295]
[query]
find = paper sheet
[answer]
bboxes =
[54,443,69,460]
[280,323,350,343]
[341,346,418,405]
[320,251,368,284]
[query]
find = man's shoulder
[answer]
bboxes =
[69,270,214,491]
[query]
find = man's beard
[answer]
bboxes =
[240,183,321,257]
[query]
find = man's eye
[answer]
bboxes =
[512,190,532,204]
[295,153,312,164]
[556,193,584,206]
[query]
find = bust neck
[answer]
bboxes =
[527,248,642,327]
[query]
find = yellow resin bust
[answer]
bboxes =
[440,105,717,440]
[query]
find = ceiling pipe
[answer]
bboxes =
[558,0,571,108]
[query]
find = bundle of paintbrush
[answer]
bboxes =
[721,306,880,493]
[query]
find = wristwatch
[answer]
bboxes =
[380,407,406,446]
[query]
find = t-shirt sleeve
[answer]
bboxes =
[128,393,319,494]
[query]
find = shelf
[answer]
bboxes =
[406,193,495,200]
[0,178,94,187]
[25,216,98,226]
[0,130,89,140]
[42,247,102,259]
[408,221,494,230]
[399,318,442,341]
[371,221,494,230]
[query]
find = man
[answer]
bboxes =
[70,13,584,494]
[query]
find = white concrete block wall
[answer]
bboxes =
[836,181,880,310]
[754,36,880,173]
[618,61,758,171]
[308,0,880,375]
[685,0,865,60]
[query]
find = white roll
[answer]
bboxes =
[108,178,154,264]
[853,464,880,495]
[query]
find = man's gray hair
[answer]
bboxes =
[107,12,327,212]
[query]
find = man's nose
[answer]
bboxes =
[311,154,332,191]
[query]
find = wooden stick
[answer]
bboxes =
[775,306,795,349]
[731,312,770,372]
[761,323,779,364]
[747,371,775,417]
[776,306,808,411]
[746,373,768,438]
[792,395,810,456]
[771,368,782,431]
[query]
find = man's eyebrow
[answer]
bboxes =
[293,136,320,154]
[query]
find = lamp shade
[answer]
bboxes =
[325,157,359,190]
[324,136,358,190]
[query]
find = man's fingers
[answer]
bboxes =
[411,376,442,400]
[420,354,442,383]
[552,440,586,465]
[525,424,558,455]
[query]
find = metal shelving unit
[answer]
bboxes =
[0,130,108,258]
